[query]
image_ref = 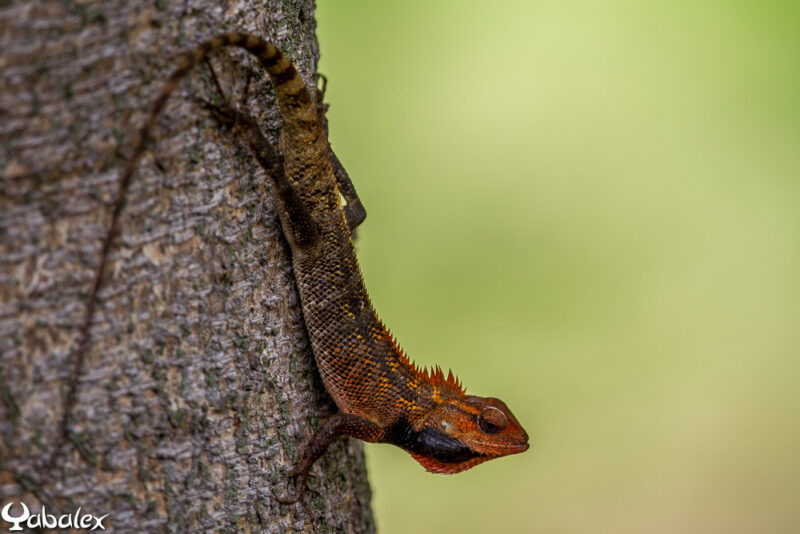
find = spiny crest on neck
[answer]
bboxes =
[419,364,464,396]
[378,319,465,396]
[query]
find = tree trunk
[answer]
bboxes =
[0,1,375,532]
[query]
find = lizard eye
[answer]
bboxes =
[478,407,509,435]
[440,420,453,434]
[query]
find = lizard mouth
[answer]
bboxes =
[472,440,530,456]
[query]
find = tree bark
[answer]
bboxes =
[0,1,375,532]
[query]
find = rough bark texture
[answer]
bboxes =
[0,1,375,532]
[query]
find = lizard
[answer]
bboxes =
[60,32,529,505]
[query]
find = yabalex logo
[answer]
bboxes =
[1,502,109,531]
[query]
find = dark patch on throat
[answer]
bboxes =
[385,421,482,464]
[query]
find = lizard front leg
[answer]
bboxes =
[275,413,383,509]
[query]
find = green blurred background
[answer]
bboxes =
[316,1,800,532]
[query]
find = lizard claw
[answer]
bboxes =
[272,465,316,517]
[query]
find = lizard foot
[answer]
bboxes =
[194,97,245,129]
[195,56,256,130]
[272,466,318,517]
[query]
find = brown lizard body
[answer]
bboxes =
[67,33,528,504]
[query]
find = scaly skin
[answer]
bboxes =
[65,32,529,506]
[217,33,532,493]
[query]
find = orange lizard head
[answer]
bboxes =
[406,393,529,474]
